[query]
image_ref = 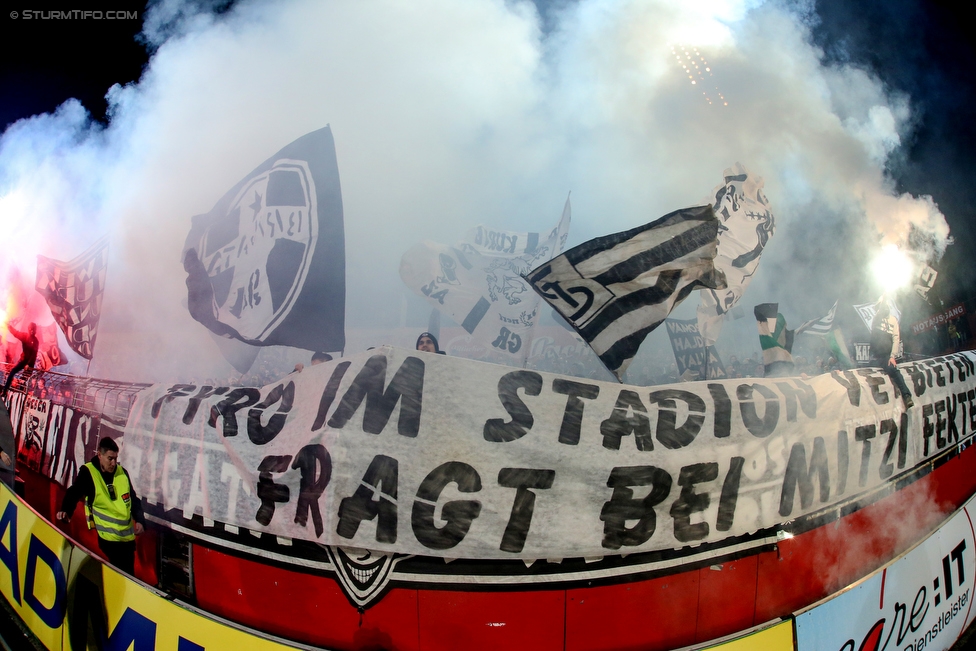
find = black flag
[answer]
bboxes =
[183,126,345,352]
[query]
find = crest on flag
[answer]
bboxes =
[183,126,345,353]
[400,198,571,365]
[35,235,109,360]
[854,297,900,333]
[697,163,775,345]
[525,205,725,381]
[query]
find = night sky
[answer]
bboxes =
[2,0,974,316]
[1,8,146,129]
[812,0,976,307]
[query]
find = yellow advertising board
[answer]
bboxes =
[86,565,314,650]
[697,620,795,651]
[0,481,799,651]
[0,483,307,650]
[0,482,71,650]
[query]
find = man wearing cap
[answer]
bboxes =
[57,437,145,574]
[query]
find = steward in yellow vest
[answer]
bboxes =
[57,436,145,574]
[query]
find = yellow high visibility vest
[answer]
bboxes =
[84,461,135,542]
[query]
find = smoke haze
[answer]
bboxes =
[0,0,952,382]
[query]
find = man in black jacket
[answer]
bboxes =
[56,437,146,574]
[2,322,38,397]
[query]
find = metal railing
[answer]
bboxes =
[0,364,150,422]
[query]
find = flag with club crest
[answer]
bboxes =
[399,197,571,366]
[35,235,109,360]
[854,296,901,333]
[182,126,345,356]
[524,205,724,381]
[697,163,775,346]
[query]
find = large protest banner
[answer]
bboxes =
[123,348,976,560]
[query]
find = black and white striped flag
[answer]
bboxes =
[795,300,838,337]
[524,205,725,381]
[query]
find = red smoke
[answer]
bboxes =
[1,266,65,370]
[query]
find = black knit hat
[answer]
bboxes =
[416,332,440,352]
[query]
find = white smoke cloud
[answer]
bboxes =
[0,0,951,382]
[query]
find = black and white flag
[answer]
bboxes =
[400,198,570,366]
[795,300,838,337]
[664,318,727,380]
[35,235,109,360]
[183,126,345,353]
[854,297,901,332]
[697,163,775,346]
[524,205,725,381]
[914,264,937,299]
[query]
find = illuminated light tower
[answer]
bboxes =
[670,45,727,106]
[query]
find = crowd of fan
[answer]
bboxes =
[176,346,853,390]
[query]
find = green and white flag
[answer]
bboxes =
[755,303,794,377]
[825,327,855,370]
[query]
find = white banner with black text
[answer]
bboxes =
[122,348,976,560]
